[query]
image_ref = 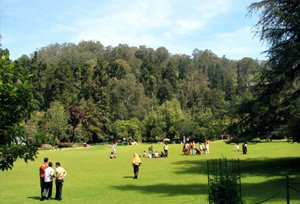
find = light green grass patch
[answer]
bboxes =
[0,141,299,203]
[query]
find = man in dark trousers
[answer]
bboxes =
[55,162,67,201]
[39,157,49,198]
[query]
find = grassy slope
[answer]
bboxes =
[0,141,299,204]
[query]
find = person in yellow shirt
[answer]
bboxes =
[55,162,67,201]
[132,153,142,179]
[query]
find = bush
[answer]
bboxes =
[208,177,241,204]
[208,158,243,204]
[40,144,54,150]
[57,142,74,149]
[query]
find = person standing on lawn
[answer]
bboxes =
[39,157,49,197]
[55,162,67,201]
[41,162,54,201]
[132,153,142,179]
[163,141,168,157]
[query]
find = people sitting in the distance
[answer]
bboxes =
[182,143,190,155]
[143,151,148,158]
[110,152,116,159]
[153,151,159,158]
[83,142,90,147]
[194,147,201,155]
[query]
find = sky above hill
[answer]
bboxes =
[0,0,267,60]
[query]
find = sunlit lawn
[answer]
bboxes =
[0,140,299,204]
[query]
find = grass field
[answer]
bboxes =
[0,140,299,204]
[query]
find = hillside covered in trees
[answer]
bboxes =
[12,41,264,144]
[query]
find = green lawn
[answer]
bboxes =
[0,141,299,204]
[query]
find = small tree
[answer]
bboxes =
[112,118,143,142]
[44,101,70,144]
[68,105,84,142]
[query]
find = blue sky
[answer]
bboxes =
[0,0,267,60]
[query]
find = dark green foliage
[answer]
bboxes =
[57,142,74,149]
[228,0,300,142]
[208,177,241,204]
[0,49,37,170]
[208,159,242,204]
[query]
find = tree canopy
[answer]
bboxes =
[0,49,37,170]
[228,0,300,142]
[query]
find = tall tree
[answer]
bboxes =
[91,59,111,141]
[0,49,37,170]
[110,74,150,121]
[229,0,300,141]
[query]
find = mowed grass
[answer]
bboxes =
[0,141,300,204]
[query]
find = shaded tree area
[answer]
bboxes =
[11,41,264,145]
[0,49,37,170]
[228,0,300,142]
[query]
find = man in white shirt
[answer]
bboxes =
[41,162,54,201]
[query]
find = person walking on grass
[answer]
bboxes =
[55,162,67,201]
[112,140,117,157]
[132,153,142,179]
[39,157,49,198]
[41,162,54,201]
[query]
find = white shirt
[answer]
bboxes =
[164,144,168,151]
[44,166,54,182]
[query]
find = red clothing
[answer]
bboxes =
[39,163,48,178]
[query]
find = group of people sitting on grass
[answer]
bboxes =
[142,142,169,158]
[182,141,210,155]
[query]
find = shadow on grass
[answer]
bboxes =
[27,196,41,200]
[169,157,300,202]
[172,157,300,177]
[242,177,300,202]
[112,177,300,202]
[123,176,134,179]
[112,183,208,196]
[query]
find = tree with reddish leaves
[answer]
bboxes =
[68,106,85,142]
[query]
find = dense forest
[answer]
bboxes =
[9,41,265,144]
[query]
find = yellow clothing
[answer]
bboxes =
[56,166,67,180]
[132,153,142,165]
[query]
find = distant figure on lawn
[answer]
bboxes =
[55,162,67,201]
[182,143,190,155]
[132,153,142,179]
[41,162,54,201]
[148,145,153,155]
[242,142,247,154]
[163,141,168,157]
[112,140,117,157]
[235,143,240,152]
[190,141,195,155]
[110,151,116,159]
[205,140,210,154]
[153,151,160,158]
[39,157,49,197]
[194,147,201,155]
[143,151,148,158]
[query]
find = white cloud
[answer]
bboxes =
[69,0,232,47]
[3,0,266,60]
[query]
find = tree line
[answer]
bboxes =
[11,42,263,145]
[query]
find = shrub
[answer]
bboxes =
[57,142,74,149]
[208,176,241,204]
